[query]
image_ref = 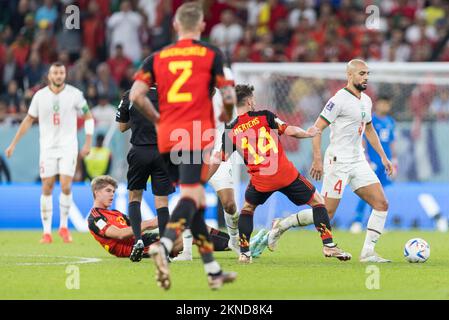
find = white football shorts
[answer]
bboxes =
[39,152,78,178]
[321,158,380,199]
[209,159,234,191]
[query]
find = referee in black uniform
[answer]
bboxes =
[116,87,174,262]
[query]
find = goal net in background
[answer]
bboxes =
[232,62,449,229]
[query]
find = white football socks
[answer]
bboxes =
[59,192,72,229]
[362,209,387,255]
[40,194,53,234]
[181,229,193,255]
[224,210,239,237]
[204,260,221,275]
[278,209,314,232]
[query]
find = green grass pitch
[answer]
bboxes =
[1,230,448,299]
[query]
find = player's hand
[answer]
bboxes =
[305,126,321,138]
[218,111,231,123]
[310,159,323,181]
[80,143,91,158]
[382,157,394,177]
[5,144,15,158]
[210,151,222,165]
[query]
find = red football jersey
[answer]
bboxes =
[223,110,299,192]
[88,208,134,257]
[134,38,232,153]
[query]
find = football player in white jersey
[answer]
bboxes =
[174,67,240,261]
[5,62,94,244]
[267,59,394,263]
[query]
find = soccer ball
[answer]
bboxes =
[404,238,430,263]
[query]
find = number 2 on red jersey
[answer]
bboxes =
[167,60,193,103]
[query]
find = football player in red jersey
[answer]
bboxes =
[88,175,234,258]
[88,175,163,258]
[210,84,352,263]
[129,2,236,290]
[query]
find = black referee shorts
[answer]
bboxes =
[127,145,175,196]
[245,174,316,206]
[161,150,210,186]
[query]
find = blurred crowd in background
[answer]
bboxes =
[1,0,449,126]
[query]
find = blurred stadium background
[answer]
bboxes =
[0,0,449,231]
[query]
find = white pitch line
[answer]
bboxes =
[1,255,102,266]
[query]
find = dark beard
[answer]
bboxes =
[354,83,367,91]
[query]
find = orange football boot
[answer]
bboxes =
[58,228,73,243]
[40,233,53,244]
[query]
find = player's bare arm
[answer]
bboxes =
[310,117,330,181]
[80,111,94,158]
[104,218,158,240]
[118,122,131,132]
[284,125,321,139]
[5,114,37,158]
[207,150,228,181]
[365,122,394,176]
[219,85,236,122]
[129,81,160,123]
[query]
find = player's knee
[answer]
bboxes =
[61,186,71,195]
[374,198,389,211]
[42,183,54,195]
[129,190,143,202]
[222,201,237,214]
[154,196,168,209]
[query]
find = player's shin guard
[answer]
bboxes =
[224,210,239,238]
[362,209,387,255]
[209,227,230,251]
[191,208,221,275]
[128,201,142,241]
[156,207,170,236]
[59,192,72,229]
[40,194,53,234]
[312,205,334,245]
[161,198,196,254]
[181,229,193,255]
[238,210,254,253]
[279,209,314,232]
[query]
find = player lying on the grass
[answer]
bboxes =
[209,84,352,264]
[87,175,240,258]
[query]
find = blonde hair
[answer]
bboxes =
[174,1,203,32]
[91,175,118,198]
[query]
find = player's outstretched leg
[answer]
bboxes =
[238,209,254,263]
[150,198,196,290]
[191,208,237,290]
[268,209,313,251]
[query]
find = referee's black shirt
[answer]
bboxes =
[115,87,158,146]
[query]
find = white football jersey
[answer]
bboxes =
[320,88,373,163]
[213,67,235,152]
[28,84,88,156]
